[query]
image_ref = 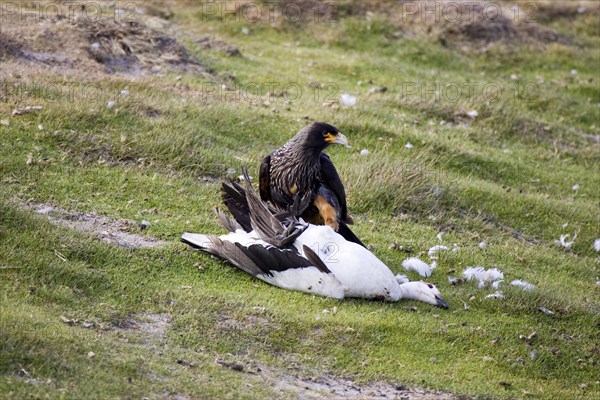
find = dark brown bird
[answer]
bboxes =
[259,122,364,246]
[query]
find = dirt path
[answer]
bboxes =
[30,203,166,249]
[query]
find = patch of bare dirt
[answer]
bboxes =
[114,312,171,340]
[213,360,461,400]
[193,35,242,57]
[29,203,166,249]
[0,3,209,78]
[435,2,574,48]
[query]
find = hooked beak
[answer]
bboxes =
[435,295,449,309]
[334,133,352,148]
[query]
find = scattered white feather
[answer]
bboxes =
[107,100,116,109]
[463,266,504,289]
[405,142,414,149]
[226,168,236,175]
[428,245,449,258]
[555,234,576,249]
[572,183,580,191]
[120,90,129,97]
[395,274,409,284]
[485,291,506,299]
[90,42,101,50]
[360,149,369,156]
[491,280,503,289]
[340,93,357,107]
[485,268,504,282]
[510,280,535,291]
[562,223,568,228]
[238,175,253,182]
[570,69,577,75]
[401,257,432,277]
[479,241,487,250]
[466,110,479,118]
[463,266,486,288]
[436,231,446,241]
[452,246,460,253]
[430,261,437,270]
[593,238,600,252]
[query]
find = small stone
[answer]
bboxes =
[367,86,387,94]
[151,65,162,73]
[537,307,554,317]
[88,351,95,358]
[388,242,397,250]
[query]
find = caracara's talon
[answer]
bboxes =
[326,219,339,232]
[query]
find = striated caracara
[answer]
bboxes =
[258,122,364,247]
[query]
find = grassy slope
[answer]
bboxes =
[1,1,599,399]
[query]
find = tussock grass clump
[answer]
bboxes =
[341,151,446,216]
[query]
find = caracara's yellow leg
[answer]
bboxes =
[314,195,339,232]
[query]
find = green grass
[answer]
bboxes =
[1,1,599,399]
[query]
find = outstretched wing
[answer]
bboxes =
[319,153,348,221]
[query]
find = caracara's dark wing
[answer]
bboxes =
[319,153,348,221]
[259,154,272,202]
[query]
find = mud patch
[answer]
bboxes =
[30,203,166,249]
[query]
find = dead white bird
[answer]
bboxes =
[402,257,434,278]
[181,178,448,308]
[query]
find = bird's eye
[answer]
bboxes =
[427,284,434,289]
[322,131,329,137]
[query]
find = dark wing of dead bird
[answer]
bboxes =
[180,233,332,277]
[242,171,307,247]
[221,180,252,232]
